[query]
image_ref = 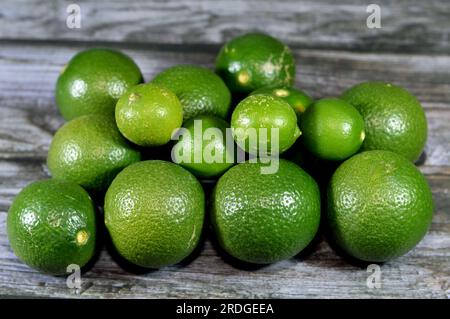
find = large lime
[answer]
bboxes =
[327,150,434,262]
[152,65,231,120]
[56,48,143,120]
[47,114,141,193]
[342,82,427,161]
[104,160,205,268]
[212,159,321,264]
[7,179,97,275]
[215,33,296,94]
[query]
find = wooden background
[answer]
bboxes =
[0,0,449,298]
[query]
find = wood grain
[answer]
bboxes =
[0,0,449,53]
[0,40,448,298]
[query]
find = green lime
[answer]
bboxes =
[115,83,183,147]
[47,114,141,193]
[56,48,143,120]
[299,98,365,161]
[327,150,434,262]
[172,115,235,178]
[215,33,296,94]
[152,65,231,120]
[7,179,97,275]
[342,81,427,161]
[231,94,301,156]
[104,160,205,268]
[251,86,313,119]
[212,159,321,264]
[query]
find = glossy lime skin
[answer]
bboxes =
[7,179,97,275]
[56,48,143,120]
[152,65,231,120]
[251,86,313,120]
[47,114,141,193]
[172,115,235,178]
[327,150,434,262]
[342,82,427,162]
[116,83,183,147]
[215,33,296,94]
[300,98,365,161]
[104,160,205,268]
[231,94,301,156]
[212,159,321,264]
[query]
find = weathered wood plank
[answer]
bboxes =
[0,42,449,165]
[0,159,448,298]
[1,0,450,53]
[2,42,450,111]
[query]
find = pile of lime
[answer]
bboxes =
[7,33,433,275]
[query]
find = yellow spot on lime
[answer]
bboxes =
[274,89,289,97]
[360,130,366,142]
[295,103,306,114]
[238,71,250,85]
[76,230,89,246]
[128,93,141,104]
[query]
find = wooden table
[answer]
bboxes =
[0,0,449,299]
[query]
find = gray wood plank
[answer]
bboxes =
[0,0,449,53]
[0,159,448,298]
[0,42,449,165]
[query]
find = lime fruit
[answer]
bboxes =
[115,83,183,147]
[104,160,205,268]
[56,48,143,120]
[152,65,231,120]
[299,98,365,161]
[327,150,434,262]
[231,94,301,156]
[47,114,141,193]
[215,33,296,94]
[342,81,427,162]
[251,86,313,120]
[7,179,97,275]
[212,159,321,264]
[172,115,234,178]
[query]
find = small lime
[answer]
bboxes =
[116,83,183,147]
[231,94,301,156]
[299,98,365,161]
